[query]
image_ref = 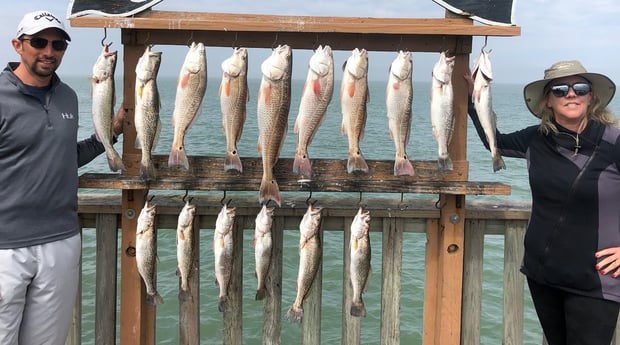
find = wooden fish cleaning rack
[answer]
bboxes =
[71,9,520,345]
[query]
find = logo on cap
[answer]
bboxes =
[34,12,62,25]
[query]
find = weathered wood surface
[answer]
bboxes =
[79,156,511,196]
[95,214,119,345]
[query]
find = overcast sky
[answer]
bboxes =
[1,0,619,86]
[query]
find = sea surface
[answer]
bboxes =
[70,70,620,345]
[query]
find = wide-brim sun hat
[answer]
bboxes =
[16,10,71,42]
[523,60,615,118]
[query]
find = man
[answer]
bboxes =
[0,10,124,345]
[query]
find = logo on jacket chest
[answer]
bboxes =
[60,112,75,120]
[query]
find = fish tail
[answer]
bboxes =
[437,155,453,172]
[168,146,189,170]
[255,286,268,301]
[218,295,229,313]
[394,156,415,176]
[140,160,157,182]
[259,177,281,207]
[285,305,304,324]
[107,149,125,172]
[350,300,367,317]
[347,152,369,174]
[224,151,243,172]
[150,292,164,305]
[293,151,312,176]
[180,278,189,292]
[492,154,506,172]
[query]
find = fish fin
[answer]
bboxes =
[168,145,189,170]
[437,156,453,172]
[394,157,415,176]
[218,296,229,313]
[347,82,355,98]
[178,230,185,241]
[179,71,190,89]
[348,152,369,174]
[493,155,506,172]
[255,287,268,301]
[392,81,400,91]
[224,151,243,173]
[220,80,231,97]
[259,178,281,207]
[285,305,304,324]
[107,149,125,172]
[292,151,312,176]
[140,161,156,182]
[293,115,301,134]
[260,84,271,104]
[150,292,164,305]
[352,238,358,251]
[350,300,367,317]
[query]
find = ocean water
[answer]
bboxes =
[70,66,620,345]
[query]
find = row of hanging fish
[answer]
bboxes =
[133,197,372,321]
[90,44,504,205]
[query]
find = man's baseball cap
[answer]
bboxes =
[16,10,71,41]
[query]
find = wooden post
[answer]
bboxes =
[95,214,119,345]
[119,31,155,345]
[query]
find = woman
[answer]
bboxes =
[467,60,620,345]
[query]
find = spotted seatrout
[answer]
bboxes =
[349,207,371,317]
[341,48,370,174]
[253,204,274,300]
[472,49,506,172]
[286,204,322,324]
[135,200,163,305]
[430,51,456,172]
[134,45,162,181]
[214,203,236,312]
[386,50,415,176]
[176,199,196,293]
[257,45,292,207]
[293,45,334,176]
[168,42,207,170]
[91,44,124,172]
[219,47,249,172]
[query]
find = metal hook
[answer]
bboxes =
[100,28,113,47]
[143,32,150,46]
[435,196,446,209]
[312,34,319,51]
[232,32,238,49]
[182,190,190,203]
[220,190,227,206]
[305,190,313,206]
[481,36,489,51]
[398,35,403,51]
[187,31,194,47]
[271,33,279,49]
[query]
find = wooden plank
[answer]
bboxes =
[423,218,440,344]
[70,11,520,37]
[341,215,361,345]
[381,218,403,344]
[95,214,119,345]
[79,157,511,196]
[434,194,465,345]
[223,215,244,344]
[179,214,200,345]
[503,220,526,345]
[262,215,284,345]
[461,220,485,345]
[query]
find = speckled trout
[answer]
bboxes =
[472,49,506,172]
[176,199,196,293]
[386,50,415,176]
[214,203,236,312]
[349,207,371,317]
[430,51,455,172]
[253,204,274,300]
[135,199,163,305]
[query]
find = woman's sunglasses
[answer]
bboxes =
[549,82,592,98]
[20,37,68,52]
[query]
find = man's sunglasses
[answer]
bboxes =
[20,37,68,52]
[549,82,592,98]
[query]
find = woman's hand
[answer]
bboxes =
[595,247,620,278]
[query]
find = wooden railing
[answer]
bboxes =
[64,194,542,345]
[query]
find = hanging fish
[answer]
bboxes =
[349,206,371,317]
[253,204,274,301]
[286,203,322,324]
[134,45,162,181]
[214,203,236,312]
[219,47,249,173]
[135,199,164,305]
[293,45,335,176]
[91,44,124,172]
[386,50,415,176]
[430,51,456,172]
[340,48,370,174]
[168,42,208,170]
[472,49,506,172]
[257,45,293,207]
[176,198,196,293]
